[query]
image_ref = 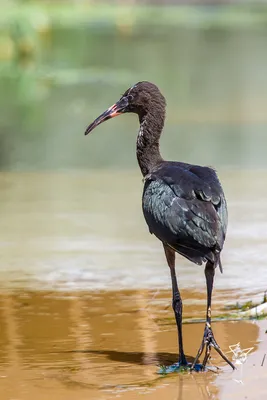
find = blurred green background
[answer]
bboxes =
[1,0,267,171]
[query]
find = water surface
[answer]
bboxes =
[0,169,266,301]
[0,289,266,400]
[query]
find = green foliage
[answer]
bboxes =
[2,3,267,170]
[2,3,267,33]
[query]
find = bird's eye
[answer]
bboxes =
[128,94,134,102]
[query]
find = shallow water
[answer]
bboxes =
[0,170,266,301]
[0,289,266,400]
[0,170,266,399]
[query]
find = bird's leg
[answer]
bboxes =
[191,261,235,371]
[163,244,187,366]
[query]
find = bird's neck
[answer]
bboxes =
[136,107,165,177]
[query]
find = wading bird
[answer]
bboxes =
[85,81,235,371]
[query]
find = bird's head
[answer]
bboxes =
[85,81,166,135]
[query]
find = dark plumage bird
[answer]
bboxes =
[85,81,235,371]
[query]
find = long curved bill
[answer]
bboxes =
[85,96,128,135]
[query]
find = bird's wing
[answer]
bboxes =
[188,164,228,239]
[142,165,227,255]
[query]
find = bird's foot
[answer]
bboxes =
[158,361,202,374]
[191,322,235,371]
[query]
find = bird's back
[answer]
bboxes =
[142,161,227,267]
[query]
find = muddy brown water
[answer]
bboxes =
[0,290,266,400]
[0,170,267,399]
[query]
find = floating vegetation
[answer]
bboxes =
[158,363,189,375]
[158,362,209,375]
[263,291,267,304]
[224,300,254,312]
[223,292,267,320]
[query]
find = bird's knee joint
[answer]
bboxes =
[172,295,182,314]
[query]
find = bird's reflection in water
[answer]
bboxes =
[176,373,218,400]
[0,289,260,400]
